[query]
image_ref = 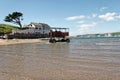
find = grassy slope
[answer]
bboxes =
[0,24,20,34]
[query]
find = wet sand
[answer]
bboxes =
[0,39,120,80]
[0,39,48,46]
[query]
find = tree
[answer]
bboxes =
[4,12,23,29]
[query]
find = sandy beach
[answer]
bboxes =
[0,38,49,46]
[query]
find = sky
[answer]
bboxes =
[0,0,120,36]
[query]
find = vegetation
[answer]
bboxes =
[0,24,20,35]
[4,12,23,29]
[111,32,120,36]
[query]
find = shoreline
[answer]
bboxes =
[0,38,49,46]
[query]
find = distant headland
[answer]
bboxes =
[77,32,120,38]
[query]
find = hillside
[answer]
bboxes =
[0,24,20,34]
[111,32,120,36]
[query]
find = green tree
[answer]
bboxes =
[4,12,23,29]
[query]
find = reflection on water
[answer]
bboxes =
[0,38,120,80]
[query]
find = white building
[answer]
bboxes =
[12,22,51,38]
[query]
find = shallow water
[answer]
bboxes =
[0,37,120,80]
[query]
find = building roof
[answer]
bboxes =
[30,22,51,28]
[23,22,51,28]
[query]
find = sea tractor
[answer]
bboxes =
[49,27,70,43]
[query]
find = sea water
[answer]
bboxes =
[69,37,120,62]
[0,37,120,80]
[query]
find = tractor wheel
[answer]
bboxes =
[49,39,56,43]
[66,39,70,43]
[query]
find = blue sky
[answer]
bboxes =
[0,0,120,36]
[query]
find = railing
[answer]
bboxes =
[49,31,69,37]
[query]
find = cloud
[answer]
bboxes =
[77,22,98,30]
[65,14,97,21]
[65,15,86,21]
[92,13,97,18]
[116,15,120,19]
[100,7,108,11]
[77,20,85,24]
[98,12,120,21]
